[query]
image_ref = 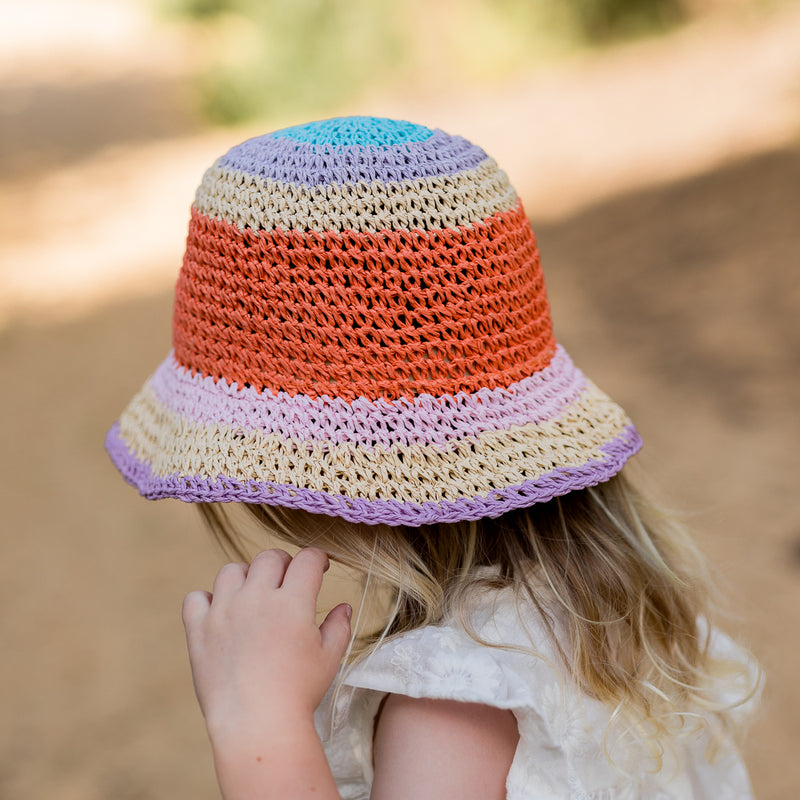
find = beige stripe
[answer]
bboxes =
[118,382,631,504]
[194,158,519,233]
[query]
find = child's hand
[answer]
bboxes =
[181,548,352,745]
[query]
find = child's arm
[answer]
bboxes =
[372,694,519,800]
[182,548,351,800]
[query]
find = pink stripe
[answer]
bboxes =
[149,345,586,449]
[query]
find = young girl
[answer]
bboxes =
[106,116,759,799]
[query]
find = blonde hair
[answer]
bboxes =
[198,470,757,765]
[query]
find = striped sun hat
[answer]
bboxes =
[106,116,641,526]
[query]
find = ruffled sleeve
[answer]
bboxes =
[342,622,543,709]
[317,604,614,800]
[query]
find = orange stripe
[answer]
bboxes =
[173,203,556,401]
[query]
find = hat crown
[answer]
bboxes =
[176,116,556,402]
[209,115,493,189]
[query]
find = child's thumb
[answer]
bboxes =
[320,603,352,658]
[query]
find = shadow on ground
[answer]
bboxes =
[1,145,798,800]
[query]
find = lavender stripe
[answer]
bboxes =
[105,424,642,527]
[150,346,584,449]
[218,129,489,187]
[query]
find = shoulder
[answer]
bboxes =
[370,694,519,800]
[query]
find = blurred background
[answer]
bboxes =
[1,0,799,797]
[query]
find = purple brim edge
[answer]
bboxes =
[105,423,642,526]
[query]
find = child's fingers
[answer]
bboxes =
[182,590,212,629]
[319,603,352,660]
[280,547,330,611]
[246,548,293,588]
[212,561,249,596]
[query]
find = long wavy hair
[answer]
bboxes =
[198,469,757,766]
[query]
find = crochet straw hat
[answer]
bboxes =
[106,116,641,526]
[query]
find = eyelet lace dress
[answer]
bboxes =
[314,587,758,799]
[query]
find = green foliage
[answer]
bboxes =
[160,0,231,20]
[164,0,407,124]
[158,0,689,125]
[562,0,687,41]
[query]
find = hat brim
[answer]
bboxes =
[106,345,640,526]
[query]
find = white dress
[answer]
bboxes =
[314,586,758,799]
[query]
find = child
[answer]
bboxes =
[106,116,759,799]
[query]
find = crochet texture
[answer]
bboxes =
[106,116,641,525]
